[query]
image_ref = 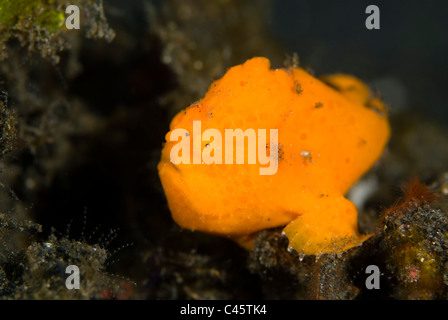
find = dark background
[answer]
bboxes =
[270,0,448,124]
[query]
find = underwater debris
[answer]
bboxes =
[248,229,360,299]
[0,212,132,299]
[148,0,284,113]
[0,0,115,62]
[0,93,18,156]
[346,177,448,299]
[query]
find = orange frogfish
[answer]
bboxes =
[158,57,390,256]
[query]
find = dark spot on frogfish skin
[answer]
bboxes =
[358,139,366,147]
[266,143,284,161]
[295,81,303,94]
[278,143,284,161]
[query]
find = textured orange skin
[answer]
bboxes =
[158,57,390,256]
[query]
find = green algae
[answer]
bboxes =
[0,0,64,32]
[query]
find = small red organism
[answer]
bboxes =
[100,280,133,300]
[407,265,420,283]
[401,176,439,206]
[383,176,439,218]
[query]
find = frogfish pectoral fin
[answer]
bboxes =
[282,196,370,256]
[232,233,257,249]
